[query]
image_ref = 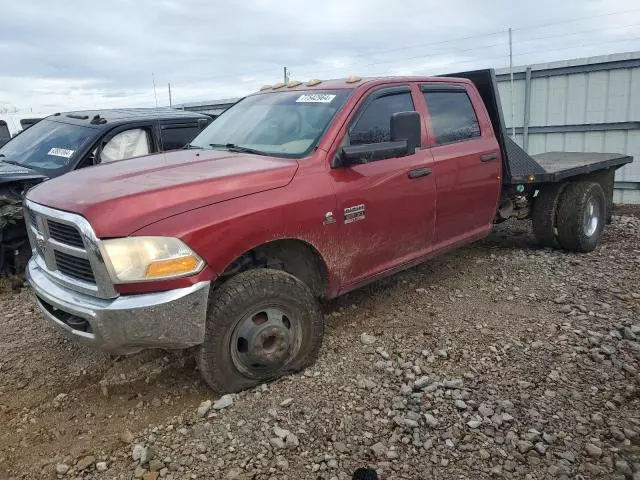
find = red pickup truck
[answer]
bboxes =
[24,70,632,392]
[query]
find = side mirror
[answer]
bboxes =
[390,111,421,152]
[336,141,410,167]
[332,111,421,168]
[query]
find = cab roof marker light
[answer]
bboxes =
[307,79,322,86]
[286,80,302,88]
[345,75,362,83]
[272,82,286,89]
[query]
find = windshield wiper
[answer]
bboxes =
[209,143,267,156]
[183,144,203,150]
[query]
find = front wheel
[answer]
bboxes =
[556,181,606,253]
[197,269,324,393]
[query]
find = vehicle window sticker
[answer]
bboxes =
[47,147,75,158]
[296,94,336,103]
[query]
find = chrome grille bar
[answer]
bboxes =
[24,200,118,299]
[47,220,85,248]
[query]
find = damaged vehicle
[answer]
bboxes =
[0,108,211,280]
[25,70,632,392]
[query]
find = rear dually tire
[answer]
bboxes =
[556,181,606,253]
[531,183,567,248]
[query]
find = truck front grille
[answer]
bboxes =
[54,250,95,283]
[47,220,84,248]
[24,201,118,299]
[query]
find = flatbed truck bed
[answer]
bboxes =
[529,152,633,182]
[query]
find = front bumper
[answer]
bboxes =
[27,259,210,354]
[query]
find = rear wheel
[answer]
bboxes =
[531,183,567,248]
[197,268,324,393]
[556,181,606,252]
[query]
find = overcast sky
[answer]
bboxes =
[1,0,639,113]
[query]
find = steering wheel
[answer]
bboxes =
[280,110,302,141]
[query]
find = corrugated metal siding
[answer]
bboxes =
[176,98,241,116]
[496,52,640,204]
[497,79,526,128]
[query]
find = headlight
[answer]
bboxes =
[101,236,204,283]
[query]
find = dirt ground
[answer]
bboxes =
[0,210,638,479]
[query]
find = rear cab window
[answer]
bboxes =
[422,86,481,145]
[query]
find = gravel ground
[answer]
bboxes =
[0,211,639,479]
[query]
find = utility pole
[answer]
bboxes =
[152,73,158,108]
[509,28,515,140]
[283,66,289,84]
[168,82,173,107]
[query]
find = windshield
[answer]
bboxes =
[190,90,352,158]
[0,118,95,172]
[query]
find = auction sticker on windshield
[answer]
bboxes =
[48,148,75,158]
[296,94,336,103]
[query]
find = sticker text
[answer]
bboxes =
[296,94,336,103]
[48,148,75,158]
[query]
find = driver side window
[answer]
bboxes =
[350,92,415,146]
[101,128,151,163]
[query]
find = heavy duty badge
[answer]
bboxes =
[344,204,365,224]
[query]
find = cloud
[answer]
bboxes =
[0,0,638,112]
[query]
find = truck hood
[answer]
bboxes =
[27,149,299,237]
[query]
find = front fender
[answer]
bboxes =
[126,167,341,296]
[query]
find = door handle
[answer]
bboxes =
[480,153,498,162]
[408,167,432,179]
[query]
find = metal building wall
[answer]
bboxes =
[496,51,640,204]
[175,98,241,117]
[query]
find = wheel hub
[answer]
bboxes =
[248,324,291,365]
[583,198,600,237]
[230,307,300,377]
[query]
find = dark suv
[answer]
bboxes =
[0,108,211,278]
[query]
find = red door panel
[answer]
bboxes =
[430,137,501,244]
[329,150,435,286]
[327,85,436,288]
[419,85,502,247]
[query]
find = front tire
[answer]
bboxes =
[197,269,324,393]
[556,181,606,253]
